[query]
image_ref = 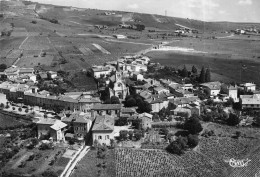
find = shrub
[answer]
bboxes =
[187,134,199,147]
[226,113,240,126]
[42,171,58,177]
[166,142,184,155]
[39,143,51,150]
[18,107,22,112]
[183,116,203,134]
[12,107,15,111]
[97,145,107,159]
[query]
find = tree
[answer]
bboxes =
[119,130,128,141]
[161,128,169,136]
[199,66,206,83]
[192,65,197,74]
[183,116,203,134]
[0,64,7,72]
[135,24,145,31]
[166,142,184,155]
[18,107,22,112]
[176,136,188,149]
[128,131,133,140]
[0,103,4,108]
[205,68,211,82]
[134,130,142,140]
[132,118,142,130]
[187,134,199,147]
[116,117,128,126]
[138,101,152,113]
[111,96,120,104]
[181,65,188,77]
[226,113,240,126]
[42,170,58,177]
[125,97,136,107]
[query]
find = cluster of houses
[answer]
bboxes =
[0,54,260,146]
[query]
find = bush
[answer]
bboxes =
[39,143,52,150]
[183,116,203,134]
[12,107,15,111]
[187,134,199,147]
[42,171,58,177]
[166,142,184,155]
[226,113,240,126]
[18,107,22,112]
[97,145,107,159]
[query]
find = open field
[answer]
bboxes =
[147,51,260,86]
[0,112,26,129]
[71,149,116,177]
[16,55,54,67]
[4,147,66,176]
[20,36,51,50]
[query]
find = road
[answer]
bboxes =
[62,146,90,177]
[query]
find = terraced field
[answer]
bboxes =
[115,137,260,177]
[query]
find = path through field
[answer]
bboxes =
[19,36,29,49]
[92,43,111,54]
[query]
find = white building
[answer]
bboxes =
[241,83,256,92]
[92,115,114,146]
[91,66,112,79]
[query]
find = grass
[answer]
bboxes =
[71,149,116,177]
[0,112,25,128]
[16,55,54,67]
[147,51,260,86]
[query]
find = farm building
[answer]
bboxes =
[91,65,113,79]
[36,117,67,142]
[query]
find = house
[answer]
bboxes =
[113,34,127,39]
[171,88,194,98]
[48,71,57,79]
[146,94,169,113]
[91,66,112,79]
[36,118,67,142]
[200,81,222,96]
[169,96,199,108]
[133,73,143,81]
[62,113,92,141]
[240,95,260,110]
[221,84,238,101]
[120,107,136,118]
[241,83,256,92]
[92,115,114,146]
[131,64,147,73]
[172,107,191,118]
[153,86,170,95]
[91,104,122,117]
[138,113,153,130]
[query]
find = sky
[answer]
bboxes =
[31,0,260,22]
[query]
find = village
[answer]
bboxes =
[1,0,260,176]
[0,51,260,176]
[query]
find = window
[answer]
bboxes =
[106,135,109,140]
[98,136,102,140]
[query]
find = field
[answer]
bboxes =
[4,147,66,176]
[20,36,51,50]
[0,112,25,129]
[147,51,260,86]
[71,149,116,177]
[16,55,54,67]
[114,134,260,177]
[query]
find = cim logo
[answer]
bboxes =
[226,158,251,168]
